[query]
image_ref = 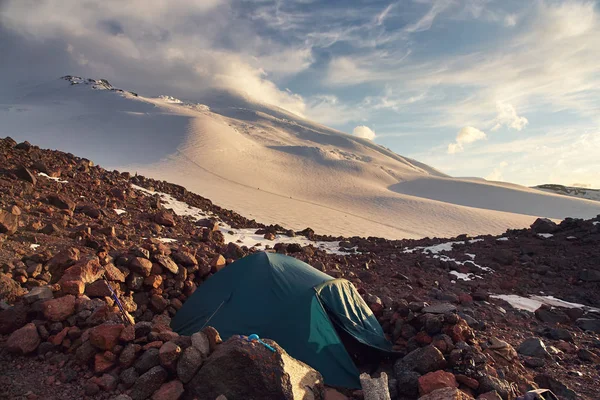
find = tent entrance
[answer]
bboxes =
[314,279,393,353]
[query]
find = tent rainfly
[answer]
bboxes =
[171,252,393,389]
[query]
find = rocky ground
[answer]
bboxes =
[0,136,598,400]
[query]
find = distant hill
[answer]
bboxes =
[533,184,600,203]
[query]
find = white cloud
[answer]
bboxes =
[492,102,528,131]
[0,0,310,115]
[352,125,376,140]
[504,14,518,27]
[375,3,395,26]
[447,126,486,154]
[404,0,454,33]
[485,160,509,181]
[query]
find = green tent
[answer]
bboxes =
[170,252,393,388]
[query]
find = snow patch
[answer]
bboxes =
[465,253,476,259]
[491,294,600,313]
[450,271,477,281]
[114,209,127,215]
[132,184,350,255]
[496,237,509,241]
[537,233,553,238]
[593,221,599,226]
[158,238,178,243]
[30,244,40,250]
[38,172,68,183]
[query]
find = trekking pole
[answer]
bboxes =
[102,273,135,325]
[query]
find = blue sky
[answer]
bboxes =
[1,0,599,187]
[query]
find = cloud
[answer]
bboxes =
[504,14,518,27]
[447,126,486,154]
[352,126,376,140]
[0,0,310,115]
[492,102,528,131]
[486,161,508,181]
[375,3,395,26]
[404,0,454,33]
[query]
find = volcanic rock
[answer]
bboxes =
[187,336,324,400]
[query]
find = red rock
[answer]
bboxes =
[104,263,126,282]
[155,255,179,274]
[455,374,479,390]
[419,370,458,396]
[89,323,125,350]
[49,327,70,346]
[120,325,135,342]
[159,341,182,368]
[324,387,349,400]
[155,211,176,227]
[60,279,85,295]
[94,351,117,374]
[443,319,474,343]
[202,326,222,352]
[0,210,19,234]
[7,323,40,354]
[42,295,76,321]
[92,373,118,391]
[46,247,80,280]
[130,257,153,277]
[458,294,473,305]
[85,280,112,297]
[59,256,103,284]
[151,380,184,400]
[145,274,163,288]
[210,255,226,273]
[419,387,473,400]
[477,391,502,400]
[415,331,433,345]
[144,341,164,350]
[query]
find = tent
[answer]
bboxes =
[170,252,393,388]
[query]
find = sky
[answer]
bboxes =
[1,0,599,188]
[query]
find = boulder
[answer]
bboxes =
[155,211,176,227]
[46,247,80,280]
[530,218,557,234]
[23,286,53,304]
[89,323,125,350]
[85,280,112,297]
[517,338,549,358]
[419,371,458,396]
[155,255,179,274]
[104,263,126,282]
[575,318,600,333]
[579,269,600,282]
[210,255,227,273]
[395,345,447,376]
[152,380,184,400]
[0,273,26,303]
[130,366,168,400]
[130,257,153,277]
[0,210,19,234]
[159,341,182,368]
[534,374,578,400]
[15,166,36,184]
[187,336,325,400]
[191,331,210,357]
[7,323,40,354]
[535,307,569,324]
[42,295,76,321]
[418,387,472,400]
[47,194,75,210]
[422,303,457,314]
[176,346,203,384]
[58,256,103,285]
[396,370,420,397]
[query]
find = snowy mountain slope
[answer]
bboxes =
[532,184,600,202]
[3,76,600,239]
